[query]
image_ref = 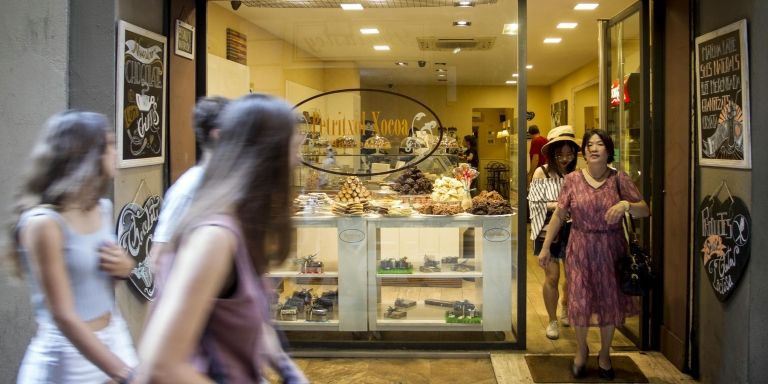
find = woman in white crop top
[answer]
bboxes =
[8,111,137,383]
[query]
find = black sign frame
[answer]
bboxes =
[695,19,751,169]
[116,20,167,168]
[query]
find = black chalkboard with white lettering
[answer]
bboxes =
[117,195,162,301]
[117,21,167,168]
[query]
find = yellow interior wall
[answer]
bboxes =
[207,5,333,97]
[548,59,599,138]
[573,83,599,139]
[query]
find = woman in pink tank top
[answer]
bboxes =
[136,94,307,383]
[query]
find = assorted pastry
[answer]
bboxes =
[392,166,433,195]
[363,135,392,150]
[332,135,357,148]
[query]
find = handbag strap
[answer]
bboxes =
[615,172,638,242]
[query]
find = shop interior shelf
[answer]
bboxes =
[267,271,339,278]
[275,320,340,331]
[375,272,482,279]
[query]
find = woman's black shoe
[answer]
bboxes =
[571,361,587,379]
[598,360,615,380]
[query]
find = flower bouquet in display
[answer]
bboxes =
[453,163,479,211]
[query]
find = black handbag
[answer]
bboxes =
[615,176,654,296]
[617,213,655,296]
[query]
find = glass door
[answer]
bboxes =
[601,1,652,348]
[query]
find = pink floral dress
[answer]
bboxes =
[558,169,642,327]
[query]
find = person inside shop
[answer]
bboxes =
[538,129,649,379]
[360,120,375,171]
[9,110,138,383]
[528,125,580,341]
[150,96,228,270]
[460,134,479,193]
[526,125,548,185]
[136,94,307,383]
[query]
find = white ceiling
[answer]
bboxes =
[212,0,637,86]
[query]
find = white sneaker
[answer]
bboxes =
[560,305,570,327]
[546,320,559,340]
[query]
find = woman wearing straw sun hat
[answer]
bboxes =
[528,125,580,340]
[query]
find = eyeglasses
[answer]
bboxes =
[555,153,575,161]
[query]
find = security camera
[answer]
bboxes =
[418,60,427,68]
[231,0,242,10]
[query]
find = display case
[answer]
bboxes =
[270,216,368,331]
[366,215,513,332]
[271,214,513,335]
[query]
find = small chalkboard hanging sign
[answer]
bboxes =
[699,180,751,302]
[117,195,162,301]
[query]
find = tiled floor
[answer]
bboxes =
[275,238,697,383]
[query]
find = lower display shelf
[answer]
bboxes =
[275,320,340,331]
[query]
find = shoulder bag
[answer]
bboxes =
[615,175,655,296]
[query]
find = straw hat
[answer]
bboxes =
[541,125,580,154]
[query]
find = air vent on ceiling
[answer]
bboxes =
[417,37,496,51]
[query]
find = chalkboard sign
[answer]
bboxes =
[117,195,162,301]
[116,21,167,168]
[699,184,751,302]
[695,20,751,169]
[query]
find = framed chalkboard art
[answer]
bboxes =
[695,19,751,169]
[116,21,167,168]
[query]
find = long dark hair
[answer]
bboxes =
[463,134,477,148]
[544,141,579,178]
[7,110,111,276]
[171,94,297,275]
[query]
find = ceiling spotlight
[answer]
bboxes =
[453,47,462,54]
[454,1,475,7]
[230,0,241,10]
[557,22,578,29]
[340,3,364,10]
[574,3,599,10]
[360,28,380,35]
[543,37,562,44]
[395,61,408,66]
[506,80,518,85]
[436,68,447,72]
[502,23,518,35]
[453,20,472,27]
[526,64,533,69]
[512,73,518,77]
[438,73,447,78]
[374,45,390,51]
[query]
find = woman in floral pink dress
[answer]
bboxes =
[538,129,649,379]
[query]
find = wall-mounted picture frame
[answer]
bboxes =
[551,99,568,128]
[695,19,751,169]
[116,20,167,168]
[175,19,194,60]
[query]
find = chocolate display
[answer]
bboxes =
[378,257,413,274]
[392,166,433,195]
[296,253,324,274]
[384,306,407,319]
[333,176,372,215]
[419,255,441,272]
[332,135,357,148]
[394,298,416,308]
[416,201,463,215]
[363,134,392,150]
[471,190,514,215]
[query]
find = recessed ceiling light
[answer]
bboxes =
[557,22,578,29]
[395,61,408,66]
[574,3,599,10]
[502,23,518,35]
[340,3,364,10]
[360,28,380,35]
[374,45,390,51]
[452,47,462,54]
[438,73,447,77]
[453,20,472,27]
[543,37,562,44]
[454,1,474,7]
[526,64,533,69]
[506,80,518,85]
[436,68,447,73]
[512,73,518,77]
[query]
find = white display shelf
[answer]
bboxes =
[374,320,483,331]
[375,272,483,279]
[267,271,339,278]
[275,319,340,331]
